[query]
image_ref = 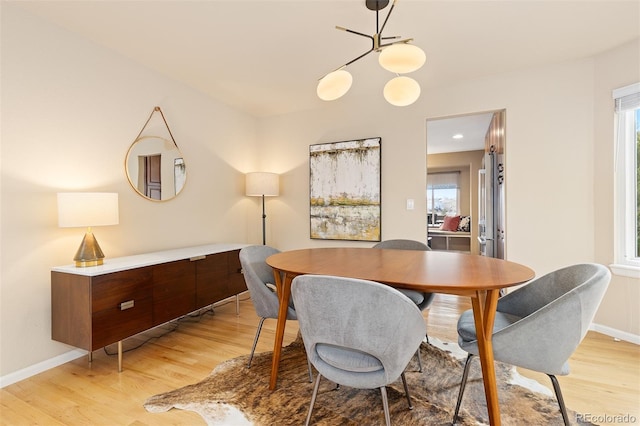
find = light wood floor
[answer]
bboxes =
[1,293,638,425]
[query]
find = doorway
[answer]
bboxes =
[426,110,506,258]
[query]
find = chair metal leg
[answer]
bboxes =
[304,372,406,425]
[380,386,391,426]
[548,374,570,426]
[307,359,314,383]
[247,317,266,368]
[305,373,322,426]
[415,348,423,372]
[400,372,414,410]
[453,353,475,424]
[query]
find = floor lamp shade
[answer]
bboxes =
[245,173,279,245]
[57,192,119,267]
[245,172,279,197]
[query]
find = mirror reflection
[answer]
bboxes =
[125,136,186,201]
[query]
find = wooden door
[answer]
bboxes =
[144,154,161,200]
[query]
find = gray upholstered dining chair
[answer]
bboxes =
[239,245,312,382]
[373,239,434,371]
[452,263,611,426]
[291,274,426,426]
[372,239,434,311]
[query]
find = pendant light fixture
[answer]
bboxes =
[383,76,421,106]
[317,0,425,106]
[317,68,353,101]
[379,43,426,74]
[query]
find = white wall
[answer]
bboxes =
[0,5,260,377]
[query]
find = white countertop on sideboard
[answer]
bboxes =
[52,243,249,276]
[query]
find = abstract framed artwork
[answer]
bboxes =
[309,137,381,241]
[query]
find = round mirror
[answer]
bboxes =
[125,136,187,201]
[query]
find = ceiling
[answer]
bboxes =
[9,1,640,152]
[427,111,495,154]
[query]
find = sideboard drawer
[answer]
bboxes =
[91,268,153,312]
[92,296,153,349]
[226,250,246,295]
[195,252,228,308]
[153,260,196,325]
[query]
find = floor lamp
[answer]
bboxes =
[245,172,279,245]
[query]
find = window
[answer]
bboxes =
[613,83,640,277]
[427,172,460,223]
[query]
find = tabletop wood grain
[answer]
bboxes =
[267,247,535,295]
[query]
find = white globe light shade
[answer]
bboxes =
[383,76,421,106]
[317,69,353,101]
[378,43,426,74]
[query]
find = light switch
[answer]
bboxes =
[406,199,414,210]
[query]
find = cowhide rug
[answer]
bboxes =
[144,337,591,425]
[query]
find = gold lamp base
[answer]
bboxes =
[75,258,104,267]
[73,229,105,267]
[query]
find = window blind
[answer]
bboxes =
[427,172,460,190]
[613,82,640,111]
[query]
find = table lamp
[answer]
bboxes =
[245,172,279,245]
[57,192,119,267]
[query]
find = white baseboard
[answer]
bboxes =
[0,348,87,389]
[590,322,640,345]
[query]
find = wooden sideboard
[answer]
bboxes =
[51,243,248,371]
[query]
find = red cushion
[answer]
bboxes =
[441,215,461,231]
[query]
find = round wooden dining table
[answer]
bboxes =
[266,247,535,426]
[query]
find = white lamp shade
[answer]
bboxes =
[246,172,279,197]
[383,76,421,106]
[57,193,119,228]
[378,43,426,74]
[317,69,353,101]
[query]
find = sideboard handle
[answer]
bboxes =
[190,255,206,262]
[120,300,135,310]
